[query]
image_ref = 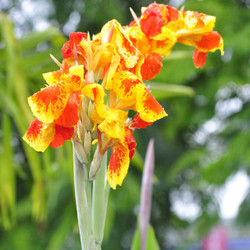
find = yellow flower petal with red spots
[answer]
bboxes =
[82,84,105,108]
[126,26,150,54]
[176,11,224,55]
[28,82,71,123]
[181,11,215,33]
[83,83,128,123]
[135,84,167,123]
[93,42,114,72]
[141,53,162,81]
[43,65,84,89]
[149,26,177,56]
[107,127,136,189]
[61,74,83,91]
[55,91,81,127]
[178,31,224,54]
[23,118,55,152]
[98,120,125,141]
[105,53,120,89]
[69,65,84,82]
[98,20,144,71]
[49,124,74,148]
[107,142,130,189]
[110,71,141,101]
[43,71,63,85]
[104,108,128,124]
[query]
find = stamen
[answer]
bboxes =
[86,32,93,72]
[73,43,79,65]
[180,5,185,12]
[129,7,140,26]
[50,54,63,68]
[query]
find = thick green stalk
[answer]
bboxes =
[92,152,109,248]
[73,147,90,250]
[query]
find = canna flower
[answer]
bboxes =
[126,3,224,80]
[82,78,166,188]
[23,3,223,189]
[23,24,167,189]
[23,65,84,152]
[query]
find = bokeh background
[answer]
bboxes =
[0,0,249,249]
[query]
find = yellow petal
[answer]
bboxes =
[28,83,70,123]
[69,65,84,82]
[23,119,55,152]
[135,84,167,122]
[98,119,125,141]
[43,71,63,85]
[111,71,141,102]
[107,142,130,189]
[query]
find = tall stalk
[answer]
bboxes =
[73,147,91,250]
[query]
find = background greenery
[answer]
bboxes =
[0,0,249,249]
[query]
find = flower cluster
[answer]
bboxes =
[127,3,224,80]
[23,3,223,189]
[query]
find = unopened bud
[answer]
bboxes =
[80,108,93,131]
[84,131,92,156]
[89,148,103,181]
[88,101,95,118]
[77,121,86,141]
[82,95,89,111]
[72,137,88,165]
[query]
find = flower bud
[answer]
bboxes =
[84,131,92,156]
[72,136,89,165]
[89,148,103,181]
[88,101,95,118]
[80,107,93,131]
[82,95,89,111]
[77,121,86,141]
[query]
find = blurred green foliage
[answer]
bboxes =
[0,0,250,249]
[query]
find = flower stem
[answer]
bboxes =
[92,152,109,248]
[73,146,91,250]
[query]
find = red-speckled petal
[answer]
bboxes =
[131,113,153,129]
[43,71,63,85]
[135,84,167,123]
[192,49,207,68]
[107,142,130,189]
[49,124,74,148]
[23,118,55,152]
[125,127,136,160]
[55,91,81,127]
[28,83,70,123]
[141,53,162,81]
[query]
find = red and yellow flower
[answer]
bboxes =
[23,3,223,189]
[23,65,84,152]
[126,3,224,80]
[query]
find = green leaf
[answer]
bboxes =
[0,114,16,229]
[162,50,193,61]
[46,204,74,250]
[19,27,65,52]
[131,224,160,250]
[149,82,194,101]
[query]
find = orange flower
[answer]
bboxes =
[23,4,222,188]
[23,65,84,151]
[62,32,87,59]
[126,3,224,79]
[107,127,136,189]
[82,70,166,188]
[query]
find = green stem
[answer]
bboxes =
[92,152,110,248]
[73,146,90,250]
